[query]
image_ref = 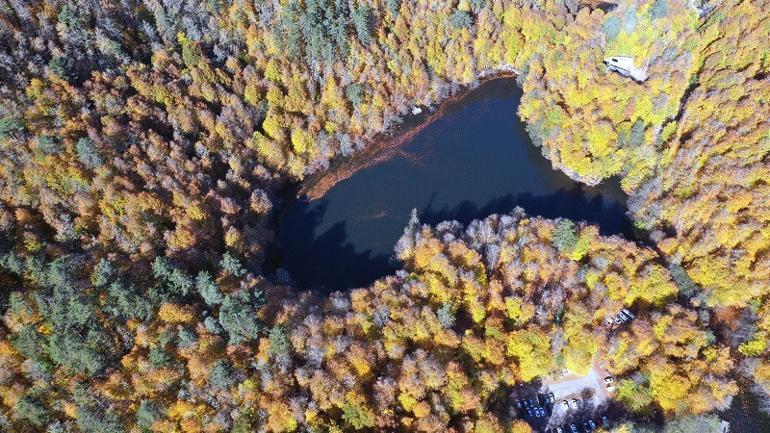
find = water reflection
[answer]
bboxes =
[418,186,631,236]
[722,381,770,433]
[272,199,395,290]
[274,78,631,291]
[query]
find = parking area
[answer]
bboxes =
[546,358,610,419]
[511,391,611,433]
[512,393,556,432]
[547,417,608,433]
[512,357,618,433]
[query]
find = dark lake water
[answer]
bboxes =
[723,382,770,433]
[273,77,631,290]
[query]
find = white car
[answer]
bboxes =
[570,399,579,410]
[562,400,570,410]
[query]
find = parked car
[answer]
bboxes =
[570,399,579,409]
[538,407,546,417]
[588,419,597,430]
[614,316,623,325]
[562,400,570,410]
[601,415,609,426]
[515,400,522,409]
[526,408,534,417]
[570,424,579,433]
[548,392,556,403]
[604,376,614,385]
[622,308,635,319]
[556,427,564,433]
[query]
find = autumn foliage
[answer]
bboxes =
[1,0,769,431]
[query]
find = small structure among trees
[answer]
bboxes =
[604,56,648,82]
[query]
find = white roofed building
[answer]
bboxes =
[604,56,648,82]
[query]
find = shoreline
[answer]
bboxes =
[298,72,519,200]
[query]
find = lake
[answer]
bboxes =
[273,77,631,290]
[722,381,770,433]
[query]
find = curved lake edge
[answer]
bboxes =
[288,74,657,251]
[299,72,519,201]
[270,77,658,291]
[293,73,658,248]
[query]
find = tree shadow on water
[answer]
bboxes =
[269,183,641,294]
[268,199,396,293]
[419,185,635,239]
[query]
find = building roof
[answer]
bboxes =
[604,56,648,82]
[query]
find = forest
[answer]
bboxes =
[0,0,768,432]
